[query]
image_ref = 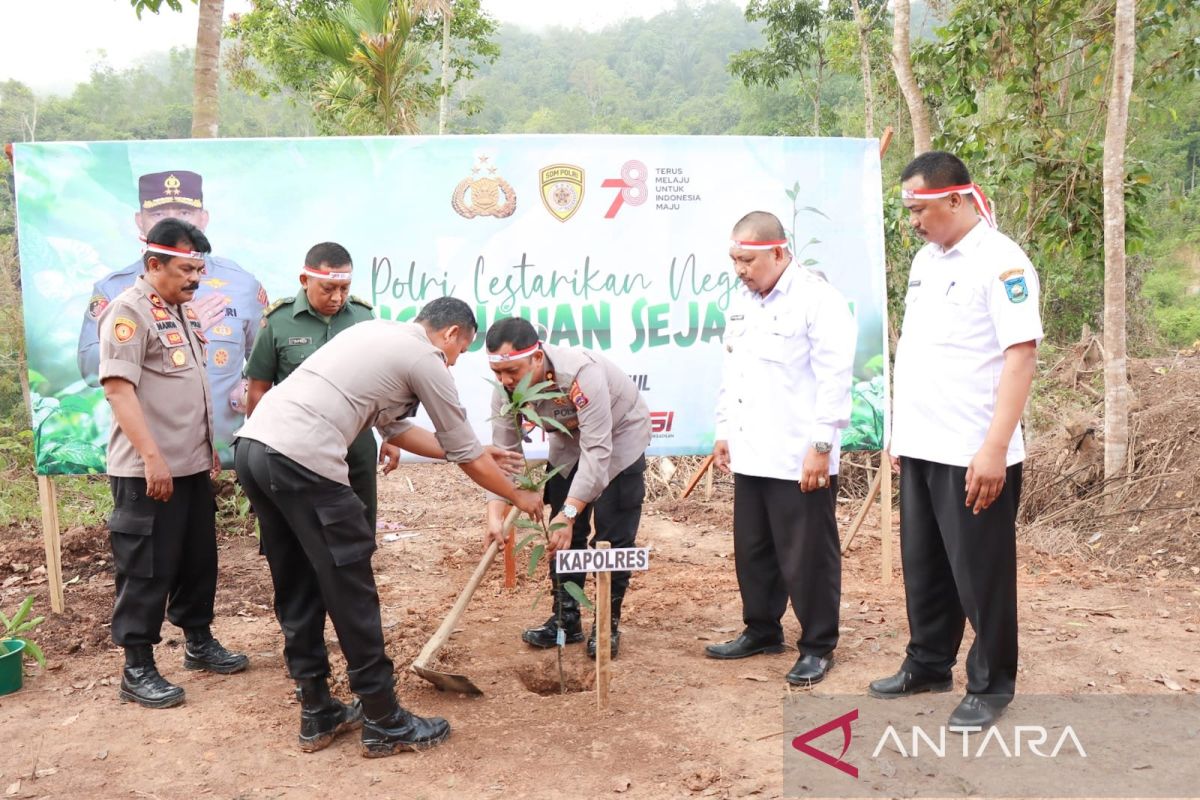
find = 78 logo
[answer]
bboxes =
[602,160,649,218]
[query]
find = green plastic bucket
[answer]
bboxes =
[0,639,26,696]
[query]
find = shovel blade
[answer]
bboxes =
[412,662,484,696]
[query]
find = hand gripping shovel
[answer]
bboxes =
[411,506,520,695]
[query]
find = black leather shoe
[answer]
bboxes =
[119,664,186,709]
[184,637,249,674]
[361,707,451,757]
[948,695,1003,728]
[704,633,787,660]
[586,622,620,660]
[786,654,833,686]
[298,678,363,752]
[868,669,953,699]
[522,614,584,648]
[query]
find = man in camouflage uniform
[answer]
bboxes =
[244,242,397,531]
[78,170,267,465]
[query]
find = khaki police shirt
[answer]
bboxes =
[98,276,215,478]
[236,320,484,485]
[489,343,651,504]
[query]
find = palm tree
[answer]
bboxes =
[294,0,436,135]
[192,0,224,138]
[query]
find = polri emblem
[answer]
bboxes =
[171,350,187,367]
[213,348,229,367]
[539,164,585,222]
[113,317,137,343]
[568,380,590,410]
[88,296,109,319]
[1000,269,1029,304]
[452,156,517,219]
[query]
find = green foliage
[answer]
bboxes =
[1,595,46,668]
[130,0,194,17]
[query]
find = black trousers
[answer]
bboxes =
[733,473,841,656]
[108,472,217,647]
[235,439,393,696]
[899,457,1022,702]
[346,429,379,532]
[545,455,646,613]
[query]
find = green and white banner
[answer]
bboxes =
[13,135,887,475]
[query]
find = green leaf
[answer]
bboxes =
[522,408,546,427]
[514,518,543,530]
[11,596,34,628]
[20,638,45,668]
[562,580,594,611]
[542,464,568,482]
[548,522,568,532]
[514,533,539,553]
[800,206,830,220]
[543,417,573,436]
[527,544,545,578]
[0,610,10,633]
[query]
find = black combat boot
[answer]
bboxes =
[521,585,584,648]
[119,645,186,709]
[586,615,621,660]
[359,689,451,758]
[183,627,250,674]
[297,677,363,752]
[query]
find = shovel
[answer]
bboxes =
[411,506,520,695]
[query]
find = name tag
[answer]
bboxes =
[288,337,312,345]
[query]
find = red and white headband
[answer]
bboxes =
[140,236,206,261]
[302,265,353,282]
[730,238,788,251]
[487,342,540,363]
[901,183,996,228]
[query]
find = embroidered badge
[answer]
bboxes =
[288,337,312,345]
[171,350,187,367]
[88,296,109,319]
[213,324,233,337]
[213,348,229,367]
[568,380,589,410]
[257,285,269,306]
[151,307,170,322]
[186,307,198,320]
[1004,275,1029,304]
[113,317,137,343]
[148,294,164,308]
[165,331,184,346]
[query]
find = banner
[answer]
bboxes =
[13,135,887,475]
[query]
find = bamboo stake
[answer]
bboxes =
[840,467,883,555]
[679,455,715,500]
[37,476,65,613]
[595,542,611,710]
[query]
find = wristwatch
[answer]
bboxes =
[561,504,578,520]
[812,441,833,454]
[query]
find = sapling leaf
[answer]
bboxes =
[542,463,568,481]
[562,581,594,610]
[548,522,568,532]
[514,518,543,530]
[523,408,546,427]
[528,544,545,577]
[543,417,573,436]
[21,638,45,668]
[514,533,539,552]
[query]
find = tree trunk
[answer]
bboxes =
[891,0,931,154]
[850,0,874,137]
[1102,0,1136,490]
[438,12,451,134]
[191,0,224,138]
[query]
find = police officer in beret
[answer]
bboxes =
[244,241,398,532]
[483,317,651,660]
[704,211,857,688]
[235,297,540,756]
[98,218,249,709]
[78,170,268,466]
[871,151,1042,729]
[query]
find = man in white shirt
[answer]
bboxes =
[704,211,857,687]
[870,152,1042,729]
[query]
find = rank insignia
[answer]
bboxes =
[204,277,228,289]
[88,296,109,319]
[213,324,233,337]
[113,317,137,343]
[151,307,171,322]
[171,350,187,367]
[166,331,184,346]
[186,307,198,320]
[1003,275,1029,304]
[568,380,590,410]
[213,348,229,367]
[149,294,164,308]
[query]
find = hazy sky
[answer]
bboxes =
[0,0,735,95]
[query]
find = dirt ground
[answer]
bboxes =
[1,459,1198,800]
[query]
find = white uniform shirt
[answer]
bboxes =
[891,220,1044,467]
[715,263,857,480]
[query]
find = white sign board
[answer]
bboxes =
[554,547,650,574]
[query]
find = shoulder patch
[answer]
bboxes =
[264,297,295,317]
[113,316,137,343]
[88,295,109,319]
[349,295,373,310]
[1003,275,1029,304]
[568,379,590,410]
[998,268,1025,281]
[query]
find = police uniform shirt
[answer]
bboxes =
[78,255,268,450]
[98,276,214,478]
[236,320,484,485]
[245,292,374,385]
[489,343,651,504]
[890,220,1044,467]
[714,263,857,480]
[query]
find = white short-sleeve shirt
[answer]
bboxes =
[890,221,1043,467]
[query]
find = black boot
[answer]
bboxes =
[297,677,364,752]
[587,614,621,660]
[359,689,451,758]
[522,585,584,648]
[183,627,250,674]
[119,645,186,709]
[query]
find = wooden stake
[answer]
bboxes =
[879,126,894,158]
[679,454,714,500]
[840,467,882,555]
[595,542,611,710]
[37,476,65,613]
[881,453,893,585]
[703,458,714,501]
[502,505,518,589]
